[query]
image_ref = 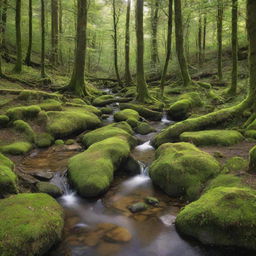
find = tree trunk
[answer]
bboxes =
[198,13,202,66]
[59,0,63,65]
[135,0,150,102]
[124,0,133,86]
[1,0,7,52]
[174,0,191,87]
[150,0,159,71]
[160,0,173,96]
[228,0,238,95]
[203,14,207,62]
[217,0,223,81]
[13,0,22,73]
[0,0,3,76]
[51,0,59,66]
[41,0,46,78]
[25,0,33,66]
[67,0,88,96]
[112,0,122,86]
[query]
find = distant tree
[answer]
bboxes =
[217,0,223,81]
[25,0,33,66]
[51,0,59,66]
[0,0,3,76]
[41,0,46,78]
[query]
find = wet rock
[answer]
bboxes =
[65,139,76,145]
[122,155,141,175]
[104,226,132,243]
[128,202,148,213]
[145,196,159,206]
[31,171,54,181]
[135,122,156,135]
[55,139,65,145]
[36,182,63,198]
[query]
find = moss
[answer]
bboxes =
[0,115,9,126]
[135,122,156,135]
[224,157,248,172]
[65,139,75,145]
[120,103,162,121]
[111,121,133,134]
[246,119,256,130]
[100,107,113,114]
[36,182,63,198]
[13,120,35,143]
[0,154,17,197]
[0,193,64,256]
[6,105,41,121]
[0,142,33,155]
[197,81,212,89]
[249,145,256,172]
[46,110,101,138]
[35,133,54,148]
[244,130,256,140]
[92,95,116,107]
[82,124,137,148]
[37,110,48,124]
[39,99,62,111]
[176,187,256,250]
[114,109,140,128]
[180,130,244,146]
[64,104,101,116]
[55,139,64,145]
[149,142,220,201]
[68,137,130,197]
[70,98,88,105]
[18,89,61,101]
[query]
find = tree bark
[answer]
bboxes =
[41,0,46,78]
[124,0,133,86]
[198,13,202,66]
[13,0,22,73]
[51,0,59,66]
[25,0,33,66]
[160,0,173,96]
[1,0,7,52]
[174,0,191,87]
[0,0,3,76]
[67,0,88,96]
[203,14,207,62]
[217,0,223,81]
[135,0,150,102]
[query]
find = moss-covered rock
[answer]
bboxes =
[100,107,113,114]
[0,115,9,126]
[55,139,64,145]
[110,121,133,134]
[0,193,64,256]
[135,122,156,135]
[224,157,248,172]
[114,109,140,127]
[68,137,130,197]
[82,124,137,148]
[18,89,61,101]
[0,154,17,197]
[0,142,33,155]
[176,187,256,250]
[65,139,75,145]
[180,130,244,146]
[244,130,256,140]
[46,110,101,138]
[149,142,220,201]
[93,95,121,107]
[64,104,101,116]
[39,99,62,111]
[35,133,54,148]
[6,105,41,121]
[36,182,63,198]
[120,103,162,121]
[249,145,256,172]
[13,120,35,143]
[128,202,148,213]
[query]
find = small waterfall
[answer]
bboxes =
[161,112,172,124]
[135,140,154,152]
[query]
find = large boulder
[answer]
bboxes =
[6,105,41,121]
[0,193,64,256]
[0,142,33,155]
[149,142,220,201]
[68,137,130,197]
[180,130,244,146]
[176,187,256,250]
[114,109,140,127]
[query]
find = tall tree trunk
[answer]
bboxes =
[25,0,33,66]
[203,14,207,62]
[198,12,202,66]
[59,0,63,65]
[67,0,88,96]
[13,0,22,73]
[112,0,122,86]
[51,0,59,66]
[160,0,173,97]
[228,0,238,95]
[41,0,46,78]
[174,0,191,87]
[1,0,7,52]
[124,0,133,86]
[0,0,3,76]
[217,0,223,81]
[135,0,150,102]
[150,0,159,71]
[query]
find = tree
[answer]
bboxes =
[124,0,133,86]
[66,0,88,96]
[25,0,33,66]
[160,0,173,97]
[174,0,192,87]
[203,14,207,62]
[135,0,151,102]
[217,0,223,81]
[0,0,3,76]
[51,0,59,66]
[13,0,22,73]
[1,0,7,53]
[41,0,46,78]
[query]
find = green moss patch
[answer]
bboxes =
[249,145,256,172]
[18,89,62,101]
[64,104,101,116]
[224,157,248,172]
[35,133,54,148]
[36,182,63,198]
[6,105,41,121]
[13,120,35,143]
[114,109,140,127]
[149,142,220,201]
[39,99,62,111]
[135,122,156,135]
[0,142,33,155]
[0,193,64,256]
[0,115,9,126]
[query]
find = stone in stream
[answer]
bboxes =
[122,155,141,175]
[36,182,63,198]
[31,171,54,181]
[104,226,132,243]
[145,196,159,206]
[128,202,148,213]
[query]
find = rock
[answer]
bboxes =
[0,114,9,126]
[180,130,244,146]
[128,202,148,213]
[39,99,63,111]
[68,137,131,197]
[122,155,141,175]
[0,193,64,256]
[100,107,113,114]
[13,120,35,143]
[145,197,159,206]
[149,142,221,201]
[249,145,256,172]
[114,109,140,128]
[224,157,248,172]
[104,226,132,243]
[31,171,54,181]
[35,133,54,148]
[176,187,256,250]
[55,139,65,145]
[65,139,76,145]
[93,95,130,107]
[36,182,63,198]
[135,122,156,135]
[6,105,41,121]
[0,141,33,155]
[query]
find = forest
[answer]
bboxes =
[0,0,256,255]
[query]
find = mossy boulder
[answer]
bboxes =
[180,130,244,146]
[65,139,75,145]
[18,89,61,101]
[55,139,64,145]
[0,154,17,197]
[224,157,248,172]
[0,142,33,155]
[36,182,63,198]
[176,187,256,250]
[0,115,9,126]
[46,110,101,138]
[114,109,140,127]
[68,137,130,197]
[244,130,256,140]
[35,133,54,148]
[110,121,133,134]
[135,122,156,135]
[6,105,41,120]
[82,124,137,148]
[128,202,148,213]
[120,103,162,121]
[92,95,116,107]
[13,120,35,143]
[100,107,113,114]
[149,142,220,201]
[249,145,256,172]
[39,99,62,111]
[64,104,101,116]
[0,193,64,256]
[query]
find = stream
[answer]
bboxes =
[16,100,253,256]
